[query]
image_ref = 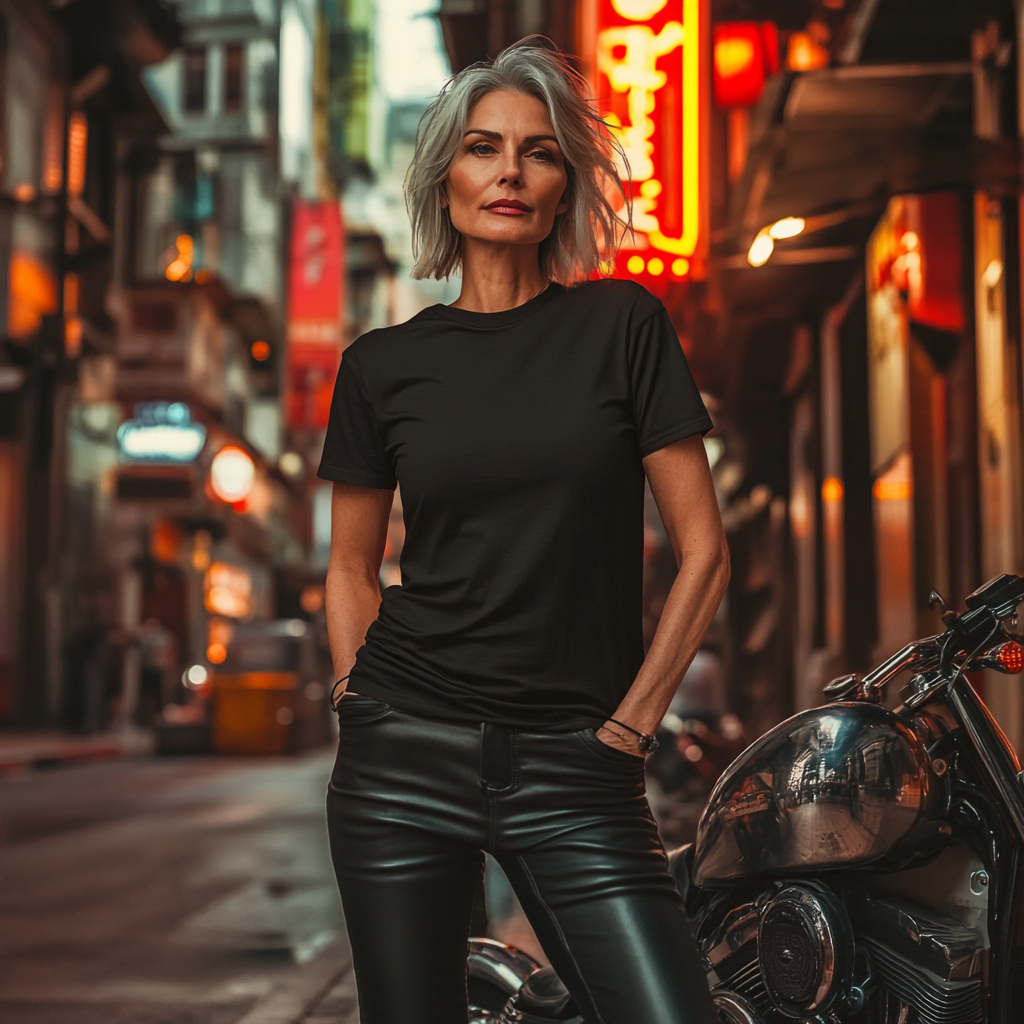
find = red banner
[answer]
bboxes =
[586,0,708,292]
[286,201,344,429]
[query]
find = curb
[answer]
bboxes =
[235,938,351,1024]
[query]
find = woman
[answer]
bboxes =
[319,39,729,1024]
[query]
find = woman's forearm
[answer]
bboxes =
[325,567,384,686]
[324,482,394,689]
[614,542,730,736]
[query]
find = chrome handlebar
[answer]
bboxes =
[823,638,944,704]
[823,573,1024,705]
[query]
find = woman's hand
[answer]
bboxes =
[596,721,646,758]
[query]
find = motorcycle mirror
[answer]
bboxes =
[929,590,959,626]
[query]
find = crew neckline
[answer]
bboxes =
[429,281,566,328]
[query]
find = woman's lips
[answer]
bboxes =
[485,199,531,215]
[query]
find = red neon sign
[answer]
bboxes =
[586,0,708,288]
[286,201,345,430]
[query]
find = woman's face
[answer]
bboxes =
[443,89,569,252]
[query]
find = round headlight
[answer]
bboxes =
[758,885,854,1018]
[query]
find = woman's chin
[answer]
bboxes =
[461,228,550,249]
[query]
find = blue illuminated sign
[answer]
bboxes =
[117,402,206,462]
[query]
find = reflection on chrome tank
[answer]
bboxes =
[683,574,1024,1024]
[693,702,939,886]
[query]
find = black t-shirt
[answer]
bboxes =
[318,279,712,730]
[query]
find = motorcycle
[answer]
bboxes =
[473,573,1024,1023]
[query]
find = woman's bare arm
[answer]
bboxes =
[325,482,395,689]
[598,435,731,754]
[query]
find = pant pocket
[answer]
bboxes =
[574,728,647,769]
[336,693,394,724]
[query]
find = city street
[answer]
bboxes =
[0,746,702,1024]
[0,750,358,1024]
[0,3,1015,1022]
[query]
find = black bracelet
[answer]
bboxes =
[330,675,351,711]
[606,717,660,755]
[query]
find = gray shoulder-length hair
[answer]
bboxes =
[405,38,628,283]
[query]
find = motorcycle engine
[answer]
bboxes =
[703,885,986,1024]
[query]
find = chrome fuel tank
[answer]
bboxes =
[692,702,940,886]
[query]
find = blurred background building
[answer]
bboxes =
[3,0,1024,766]
[0,0,452,749]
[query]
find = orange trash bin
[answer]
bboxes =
[213,671,299,754]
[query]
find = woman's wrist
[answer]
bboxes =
[597,720,652,757]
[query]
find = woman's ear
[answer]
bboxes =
[439,184,449,210]
[556,192,569,215]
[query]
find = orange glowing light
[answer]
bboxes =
[591,0,707,286]
[873,477,912,501]
[43,86,64,194]
[251,340,271,361]
[151,518,183,564]
[67,113,88,198]
[786,30,829,72]
[203,562,253,618]
[165,235,194,282]
[997,642,1024,674]
[12,183,35,203]
[64,317,82,357]
[207,642,228,664]
[8,253,57,339]
[821,476,844,502]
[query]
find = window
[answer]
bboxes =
[224,44,244,111]
[183,48,207,113]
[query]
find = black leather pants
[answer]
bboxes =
[326,695,719,1024]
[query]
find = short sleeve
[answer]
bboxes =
[628,305,713,457]
[317,346,397,489]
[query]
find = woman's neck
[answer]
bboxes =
[450,239,550,313]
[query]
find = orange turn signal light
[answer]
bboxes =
[996,641,1024,674]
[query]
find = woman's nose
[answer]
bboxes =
[497,153,522,187]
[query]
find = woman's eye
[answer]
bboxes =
[470,143,495,156]
[528,149,553,161]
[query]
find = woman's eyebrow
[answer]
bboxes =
[463,129,560,145]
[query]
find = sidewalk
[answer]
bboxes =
[0,729,154,775]
[233,937,357,1024]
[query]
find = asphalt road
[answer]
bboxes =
[0,745,700,1024]
[0,749,358,1024]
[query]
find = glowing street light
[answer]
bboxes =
[768,216,806,240]
[210,445,256,503]
[747,228,774,267]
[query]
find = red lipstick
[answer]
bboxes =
[485,198,531,214]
